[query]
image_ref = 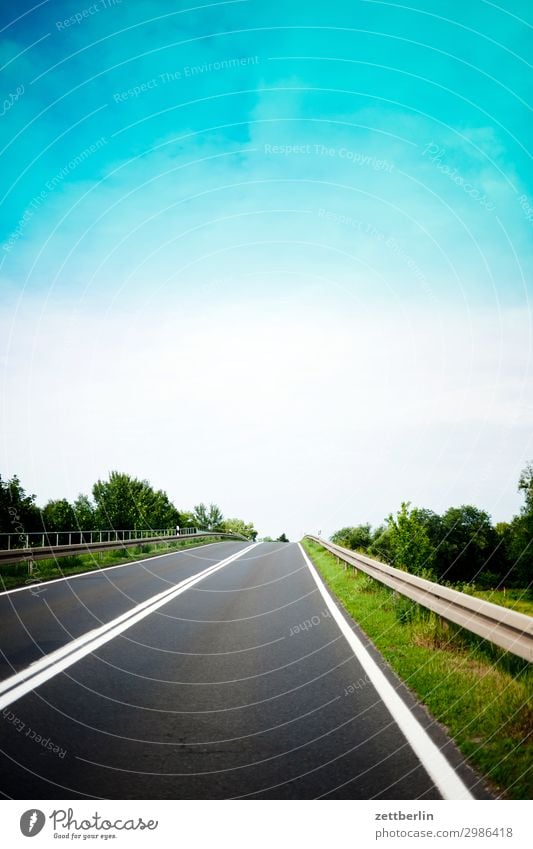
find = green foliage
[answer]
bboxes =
[276,532,289,542]
[367,525,394,562]
[193,502,224,531]
[0,471,259,550]
[434,505,501,584]
[392,594,422,625]
[0,474,40,534]
[72,494,97,530]
[503,468,533,586]
[518,462,533,512]
[386,502,435,576]
[41,499,76,532]
[357,573,378,593]
[178,511,196,529]
[330,524,372,551]
[506,512,533,586]
[223,517,258,540]
[328,461,533,588]
[92,471,179,530]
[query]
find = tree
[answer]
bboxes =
[72,494,97,530]
[41,499,76,532]
[505,462,533,587]
[178,511,196,529]
[276,532,289,542]
[92,471,179,530]
[434,505,501,584]
[368,525,394,562]
[223,518,258,540]
[0,474,40,535]
[93,472,143,529]
[193,502,224,531]
[518,462,533,513]
[411,508,443,548]
[192,503,208,528]
[139,486,180,529]
[386,502,435,576]
[506,513,533,587]
[331,524,372,551]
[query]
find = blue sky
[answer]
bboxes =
[1,0,532,537]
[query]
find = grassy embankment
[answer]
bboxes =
[0,536,231,592]
[464,587,533,618]
[302,538,532,800]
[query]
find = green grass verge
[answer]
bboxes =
[302,538,533,800]
[0,536,231,591]
[466,587,533,618]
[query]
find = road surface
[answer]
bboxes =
[0,541,490,799]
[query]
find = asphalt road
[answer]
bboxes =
[0,541,490,799]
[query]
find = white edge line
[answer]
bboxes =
[0,543,259,709]
[0,539,236,597]
[297,542,474,801]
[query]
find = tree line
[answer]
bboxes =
[330,463,533,588]
[0,470,258,542]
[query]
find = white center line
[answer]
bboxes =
[0,543,259,710]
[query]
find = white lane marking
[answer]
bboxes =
[0,539,230,597]
[298,543,474,801]
[0,543,259,710]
